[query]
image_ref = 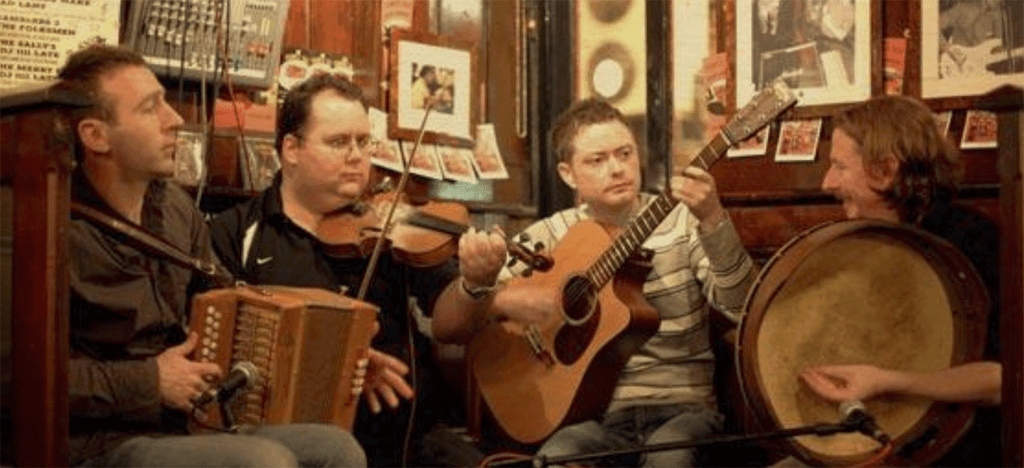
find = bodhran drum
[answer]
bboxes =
[736,220,989,466]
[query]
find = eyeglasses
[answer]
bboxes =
[293,133,378,157]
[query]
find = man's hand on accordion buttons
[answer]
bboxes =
[156,332,224,412]
[358,348,414,414]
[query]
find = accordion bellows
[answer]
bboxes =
[189,285,378,431]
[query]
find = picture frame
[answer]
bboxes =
[736,0,873,108]
[921,1,1024,99]
[388,29,477,147]
[172,129,205,187]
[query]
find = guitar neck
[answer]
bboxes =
[587,133,732,288]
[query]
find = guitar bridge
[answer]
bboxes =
[525,325,554,366]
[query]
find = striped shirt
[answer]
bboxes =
[504,193,755,412]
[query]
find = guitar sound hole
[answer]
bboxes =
[561,276,597,326]
[554,303,599,365]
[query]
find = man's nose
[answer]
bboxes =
[162,101,185,130]
[821,168,837,192]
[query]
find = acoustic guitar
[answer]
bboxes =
[467,80,798,444]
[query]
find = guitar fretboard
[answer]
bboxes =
[585,133,732,288]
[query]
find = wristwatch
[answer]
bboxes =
[461,277,494,300]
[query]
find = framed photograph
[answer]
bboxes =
[775,119,822,163]
[389,29,476,147]
[727,126,771,158]
[173,129,205,187]
[921,1,1024,99]
[960,110,998,149]
[241,136,281,191]
[736,0,872,107]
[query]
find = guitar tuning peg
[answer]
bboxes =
[518,233,531,243]
[507,256,518,267]
[534,242,545,252]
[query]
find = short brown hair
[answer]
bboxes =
[58,45,147,123]
[57,45,148,162]
[832,95,964,224]
[549,98,630,163]
[276,73,366,155]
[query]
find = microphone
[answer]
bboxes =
[839,400,891,444]
[193,361,259,408]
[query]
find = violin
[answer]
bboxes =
[316,190,553,272]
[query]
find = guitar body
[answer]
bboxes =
[467,220,661,443]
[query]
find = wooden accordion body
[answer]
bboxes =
[189,285,378,431]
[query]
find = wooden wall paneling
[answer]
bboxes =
[308,0,355,54]
[283,0,310,50]
[981,85,1024,468]
[485,0,529,207]
[351,0,382,106]
[1,97,77,467]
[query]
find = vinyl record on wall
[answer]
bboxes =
[587,0,632,23]
[587,42,635,104]
[575,0,646,116]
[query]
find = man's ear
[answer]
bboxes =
[557,161,575,190]
[77,118,110,154]
[280,134,301,166]
[871,154,900,190]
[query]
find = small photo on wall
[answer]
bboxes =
[775,119,822,163]
[727,126,770,158]
[472,124,509,180]
[241,136,281,191]
[401,141,444,180]
[173,130,205,187]
[372,138,406,173]
[435,146,478,184]
[933,111,953,138]
[960,110,998,149]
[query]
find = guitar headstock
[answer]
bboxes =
[722,79,798,145]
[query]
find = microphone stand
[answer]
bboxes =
[489,421,868,468]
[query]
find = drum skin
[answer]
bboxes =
[736,220,989,466]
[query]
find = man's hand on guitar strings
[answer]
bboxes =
[671,166,727,230]
[361,348,415,413]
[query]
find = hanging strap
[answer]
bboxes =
[72,201,234,288]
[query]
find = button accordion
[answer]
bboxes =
[189,285,378,431]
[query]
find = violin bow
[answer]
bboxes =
[356,100,435,301]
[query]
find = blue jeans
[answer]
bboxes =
[537,403,724,467]
[81,424,366,467]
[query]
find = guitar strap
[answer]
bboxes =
[71,201,234,288]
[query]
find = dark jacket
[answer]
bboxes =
[68,172,221,466]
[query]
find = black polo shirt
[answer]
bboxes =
[208,174,458,359]
[209,174,462,467]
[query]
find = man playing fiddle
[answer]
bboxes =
[209,74,507,467]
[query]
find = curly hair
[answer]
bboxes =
[549,97,631,163]
[832,95,964,224]
[276,73,366,155]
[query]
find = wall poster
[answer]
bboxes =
[0,0,120,90]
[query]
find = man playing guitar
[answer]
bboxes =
[432,98,756,467]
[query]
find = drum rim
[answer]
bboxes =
[735,219,990,466]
